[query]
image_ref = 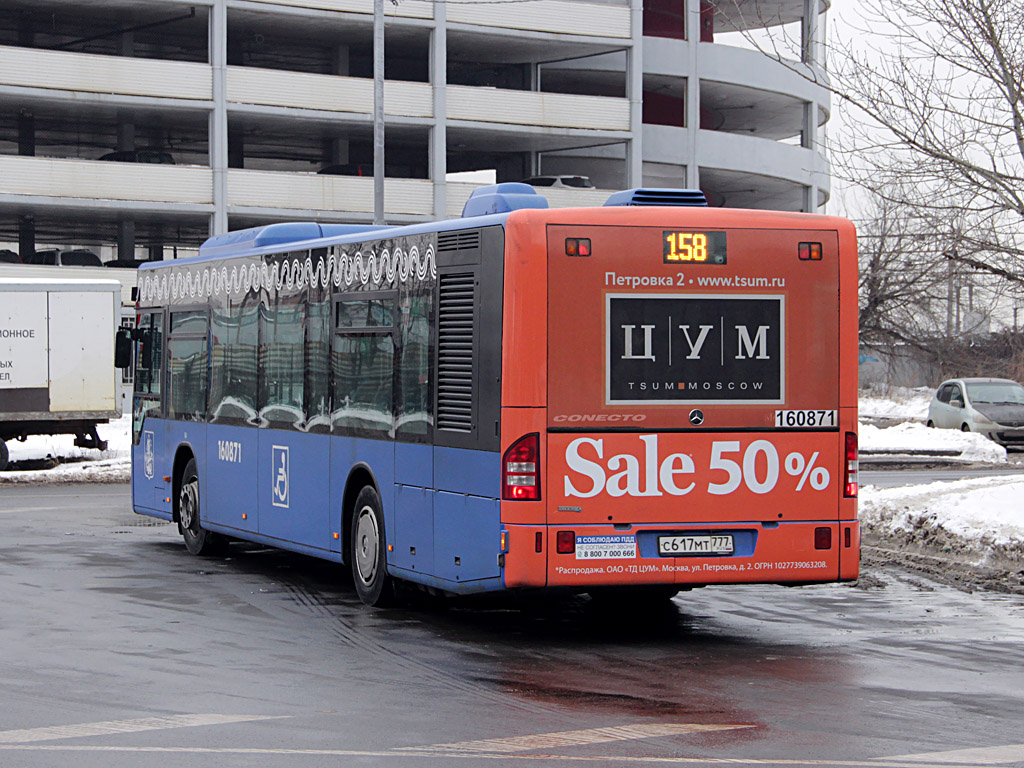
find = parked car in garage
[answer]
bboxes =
[98,150,175,164]
[927,377,1024,446]
[28,249,102,267]
[0,249,22,263]
[520,174,595,189]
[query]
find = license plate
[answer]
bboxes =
[658,534,734,556]
[774,409,837,428]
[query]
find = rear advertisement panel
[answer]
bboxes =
[547,225,840,430]
[607,293,784,404]
[548,431,841,524]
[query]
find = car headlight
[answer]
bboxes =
[973,411,996,425]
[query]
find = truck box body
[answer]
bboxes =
[0,278,120,423]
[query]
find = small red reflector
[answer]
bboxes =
[814,527,832,550]
[844,527,852,548]
[535,531,543,553]
[556,530,575,554]
[798,242,822,260]
[565,238,591,257]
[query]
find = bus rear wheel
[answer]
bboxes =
[350,486,395,607]
[179,458,225,556]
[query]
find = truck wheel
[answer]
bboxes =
[0,439,8,471]
[350,486,395,607]
[179,458,225,556]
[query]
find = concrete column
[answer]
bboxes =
[18,215,34,262]
[118,220,136,261]
[626,0,643,187]
[802,0,821,211]
[802,0,819,66]
[17,112,34,156]
[684,0,700,189]
[332,44,351,170]
[430,5,447,219]
[210,0,229,235]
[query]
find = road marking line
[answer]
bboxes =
[881,745,1024,765]
[401,724,754,753]
[0,745,992,767]
[0,714,286,744]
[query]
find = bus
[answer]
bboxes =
[124,184,859,606]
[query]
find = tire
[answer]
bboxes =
[178,458,225,556]
[0,439,8,471]
[350,486,395,607]
[926,420,935,428]
[961,424,971,432]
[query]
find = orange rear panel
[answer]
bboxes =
[499,206,859,590]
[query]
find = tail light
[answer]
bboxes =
[844,432,858,498]
[502,433,540,501]
[814,527,832,549]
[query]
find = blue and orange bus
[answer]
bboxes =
[124,185,859,606]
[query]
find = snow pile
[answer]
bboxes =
[0,458,129,484]
[1,414,132,483]
[861,476,1024,554]
[858,386,933,423]
[859,422,1006,463]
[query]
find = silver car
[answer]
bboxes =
[927,377,1024,446]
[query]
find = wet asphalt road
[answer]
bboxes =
[2,484,1024,768]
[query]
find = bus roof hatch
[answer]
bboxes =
[461,183,550,218]
[604,188,708,207]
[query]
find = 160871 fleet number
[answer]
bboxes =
[774,410,837,428]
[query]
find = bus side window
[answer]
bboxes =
[167,310,209,422]
[305,298,331,432]
[132,312,164,444]
[210,301,258,425]
[396,290,433,440]
[331,292,397,437]
[259,299,306,427]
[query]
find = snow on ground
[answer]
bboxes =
[858,386,933,422]
[859,422,1007,463]
[0,414,131,483]
[860,475,1024,555]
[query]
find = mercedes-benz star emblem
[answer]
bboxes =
[689,409,705,426]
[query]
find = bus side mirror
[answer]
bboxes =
[114,328,133,369]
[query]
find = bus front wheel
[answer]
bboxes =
[179,458,225,556]
[350,486,395,607]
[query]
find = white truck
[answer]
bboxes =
[0,278,122,470]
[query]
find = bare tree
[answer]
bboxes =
[721,0,1024,281]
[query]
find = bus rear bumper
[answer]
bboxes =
[502,521,860,588]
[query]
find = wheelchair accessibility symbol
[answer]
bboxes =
[271,445,289,508]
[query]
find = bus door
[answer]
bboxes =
[206,301,259,536]
[545,222,848,531]
[131,310,165,512]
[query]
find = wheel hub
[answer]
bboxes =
[354,507,379,584]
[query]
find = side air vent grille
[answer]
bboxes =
[437,273,476,433]
[604,188,708,207]
[438,230,481,252]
